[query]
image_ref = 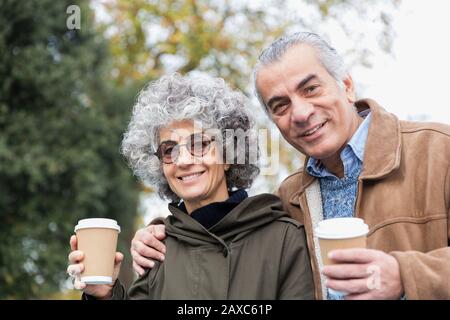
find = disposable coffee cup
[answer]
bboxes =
[315,217,369,296]
[74,218,121,285]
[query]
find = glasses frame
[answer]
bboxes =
[154,134,216,164]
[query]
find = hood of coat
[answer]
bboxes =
[165,193,287,246]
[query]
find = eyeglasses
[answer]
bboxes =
[154,133,216,164]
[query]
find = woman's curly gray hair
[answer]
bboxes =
[121,73,260,202]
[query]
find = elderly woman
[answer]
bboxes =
[67,73,314,299]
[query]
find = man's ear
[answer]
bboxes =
[342,74,356,103]
[224,164,231,172]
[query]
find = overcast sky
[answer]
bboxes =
[351,0,450,124]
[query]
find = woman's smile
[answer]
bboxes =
[177,170,206,183]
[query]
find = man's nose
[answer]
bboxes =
[290,98,315,124]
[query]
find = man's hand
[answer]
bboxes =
[321,248,404,300]
[131,224,167,276]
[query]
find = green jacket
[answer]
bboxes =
[112,193,314,299]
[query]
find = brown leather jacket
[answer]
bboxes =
[277,99,450,300]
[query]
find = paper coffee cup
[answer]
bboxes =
[74,218,121,285]
[315,218,369,296]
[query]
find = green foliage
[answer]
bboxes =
[102,0,289,91]
[0,0,138,298]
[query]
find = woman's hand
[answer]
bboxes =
[67,235,123,299]
[131,224,166,276]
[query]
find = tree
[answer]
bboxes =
[0,0,138,298]
[100,0,398,89]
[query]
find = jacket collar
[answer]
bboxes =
[166,193,286,244]
[288,98,402,206]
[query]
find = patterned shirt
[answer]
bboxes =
[306,110,372,299]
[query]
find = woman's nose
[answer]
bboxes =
[174,144,195,166]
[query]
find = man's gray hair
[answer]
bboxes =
[121,73,259,202]
[253,32,348,113]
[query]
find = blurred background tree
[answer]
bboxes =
[0,0,398,298]
[0,0,138,298]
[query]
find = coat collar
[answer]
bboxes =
[166,193,286,243]
[288,98,402,206]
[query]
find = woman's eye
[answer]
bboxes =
[163,146,173,155]
[193,140,209,151]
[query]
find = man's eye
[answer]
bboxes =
[272,103,289,115]
[305,85,319,95]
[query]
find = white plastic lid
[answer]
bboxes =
[81,276,113,285]
[314,217,368,239]
[74,218,121,233]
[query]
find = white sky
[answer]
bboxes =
[351,0,450,124]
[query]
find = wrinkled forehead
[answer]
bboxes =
[257,45,322,81]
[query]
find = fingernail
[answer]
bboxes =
[160,255,165,261]
[328,252,334,259]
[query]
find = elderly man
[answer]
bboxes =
[129,32,450,300]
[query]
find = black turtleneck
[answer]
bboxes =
[176,189,248,229]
